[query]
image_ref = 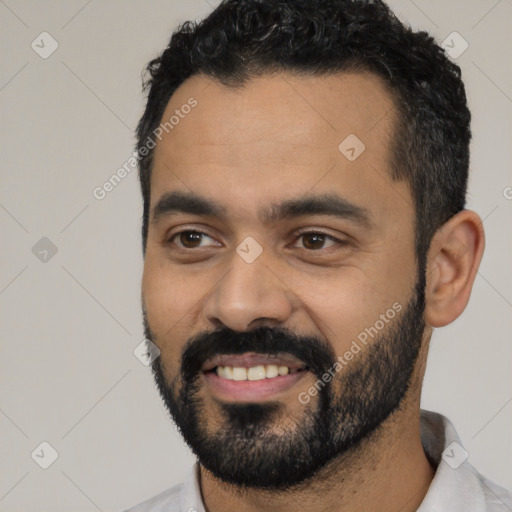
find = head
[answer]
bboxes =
[138,0,484,490]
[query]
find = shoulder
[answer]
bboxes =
[122,482,183,512]
[123,462,203,512]
[477,471,512,511]
[419,409,512,512]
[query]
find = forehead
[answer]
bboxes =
[150,70,409,225]
[155,70,395,158]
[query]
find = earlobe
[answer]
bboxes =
[424,210,485,328]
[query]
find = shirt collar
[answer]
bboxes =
[180,461,206,512]
[417,409,487,512]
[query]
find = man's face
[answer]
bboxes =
[142,71,425,489]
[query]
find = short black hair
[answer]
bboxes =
[136,0,471,272]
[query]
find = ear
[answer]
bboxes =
[424,210,485,327]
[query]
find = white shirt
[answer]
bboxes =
[124,409,512,511]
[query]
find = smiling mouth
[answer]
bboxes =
[204,364,308,381]
[201,352,310,402]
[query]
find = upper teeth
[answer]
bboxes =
[215,365,300,381]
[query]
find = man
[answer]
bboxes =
[125,0,511,511]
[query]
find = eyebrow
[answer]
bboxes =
[151,190,373,228]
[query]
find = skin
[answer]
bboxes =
[142,71,485,512]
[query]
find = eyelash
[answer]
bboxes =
[166,229,346,251]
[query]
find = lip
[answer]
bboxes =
[203,368,309,402]
[201,352,307,372]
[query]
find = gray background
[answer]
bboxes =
[0,1,511,511]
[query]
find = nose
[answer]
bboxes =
[202,248,295,332]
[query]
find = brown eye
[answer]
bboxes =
[296,232,338,250]
[179,231,203,248]
[302,233,326,250]
[168,230,217,249]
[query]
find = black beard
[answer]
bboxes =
[145,274,426,491]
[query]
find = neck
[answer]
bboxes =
[199,400,435,512]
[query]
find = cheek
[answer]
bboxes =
[142,258,202,361]
[292,263,413,355]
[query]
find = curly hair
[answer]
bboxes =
[136,0,471,272]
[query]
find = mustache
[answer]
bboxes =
[179,325,337,384]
